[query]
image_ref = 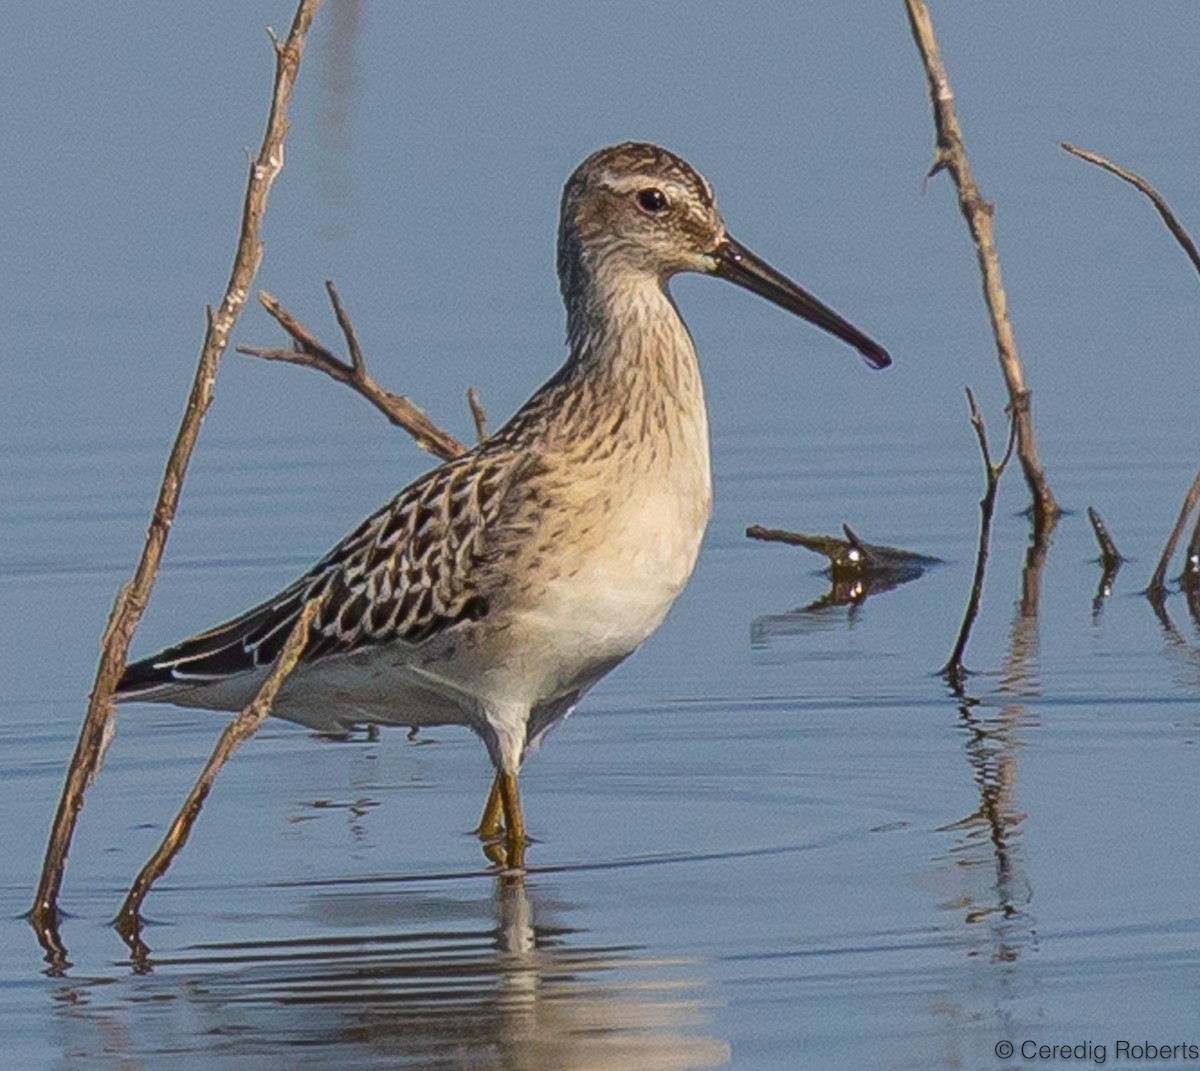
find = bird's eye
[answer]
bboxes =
[636,187,669,213]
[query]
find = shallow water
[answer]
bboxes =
[6,418,1199,1069]
[4,5,1200,1070]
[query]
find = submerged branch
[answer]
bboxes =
[1148,466,1200,600]
[746,524,938,579]
[747,523,939,614]
[1185,508,1200,590]
[1087,506,1124,573]
[1087,506,1124,620]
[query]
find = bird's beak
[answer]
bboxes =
[711,235,891,369]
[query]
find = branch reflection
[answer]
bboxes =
[937,534,1044,964]
[750,551,937,640]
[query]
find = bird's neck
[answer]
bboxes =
[563,267,707,428]
[494,263,711,477]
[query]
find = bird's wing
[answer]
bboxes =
[119,449,521,693]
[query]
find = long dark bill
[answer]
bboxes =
[712,236,891,369]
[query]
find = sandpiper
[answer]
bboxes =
[118,142,890,866]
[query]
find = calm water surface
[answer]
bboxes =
[4,419,1198,1070]
[3,5,1200,1070]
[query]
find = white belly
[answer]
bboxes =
[494,434,714,711]
[550,487,707,648]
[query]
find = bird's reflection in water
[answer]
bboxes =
[55,875,729,1070]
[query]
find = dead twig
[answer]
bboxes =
[1060,143,1200,281]
[240,284,470,461]
[30,0,324,965]
[745,523,939,577]
[747,523,939,612]
[905,0,1058,538]
[1087,506,1124,621]
[942,387,1017,690]
[1185,509,1200,589]
[1086,506,1124,573]
[1148,466,1200,600]
[1183,513,1200,629]
[1057,145,1200,613]
[115,594,325,958]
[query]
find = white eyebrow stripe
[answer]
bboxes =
[599,170,687,198]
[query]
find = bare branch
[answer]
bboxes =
[1056,145,1200,610]
[745,524,935,571]
[1148,467,1200,599]
[240,289,470,462]
[326,279,366,376]
[116,594,325,956]
[1087,507,1123,572]
[1186,508,1200,588]
[905,0,1058,537]
[1061,143,1200,281]
[30,0,324,962]
[256,290,345,365]
[1087,506,1123,621]
[943,387,1012,689]
[965,387,994,472]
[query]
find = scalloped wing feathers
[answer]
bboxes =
[117,450,522,694]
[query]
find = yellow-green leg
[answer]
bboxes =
[477,775,504,839]
[499,771,526,870]
[477,771,526,869]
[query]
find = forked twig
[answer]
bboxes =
[905,0,1058,537]
[116,594,326,956]
[30,0,324,963]
[943,387,1017,690]
[240,284,470,461]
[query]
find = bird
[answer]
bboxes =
[117,142,890,868]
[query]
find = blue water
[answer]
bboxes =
[3,4,1200,1069]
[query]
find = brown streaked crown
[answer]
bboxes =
[557,143,726,313]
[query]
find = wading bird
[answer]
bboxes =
[118,142,890,867]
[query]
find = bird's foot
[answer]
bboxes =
[481,835,526,871]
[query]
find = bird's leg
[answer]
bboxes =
[499,771,526,869]
[477,774,504,840]
[480,716,527,867]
